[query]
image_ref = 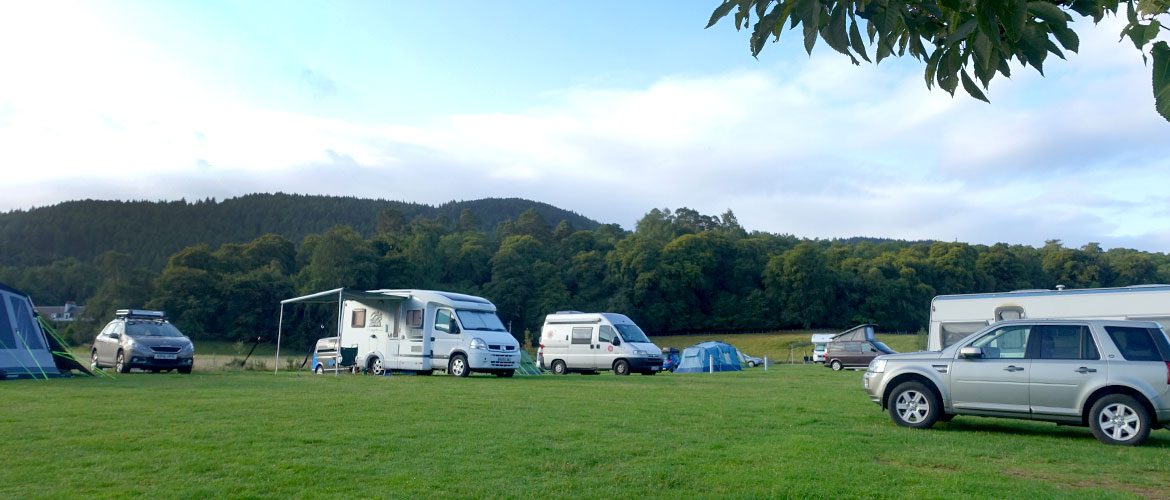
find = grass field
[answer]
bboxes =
[3,365,1169,498]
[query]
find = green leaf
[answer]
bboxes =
[803,23,819,54]
[999,0,1029,42]
[1154,41,1170,122]
[1018,26,1048,74]
[945,19,979,47]
[1050,22,1080,52]
[1027,2,1071,25]
[925,47,946,89]
[706,1,737,29]
[961,69,991,102]
[822,3,852,56]
[849,15,872,63]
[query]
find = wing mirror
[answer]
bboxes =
[959,346,983,359]
[109,332,120,339]
[449,320,460,334]
[612,337,621,346]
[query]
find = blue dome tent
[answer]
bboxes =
[673,341,742,373]
[0,282,62,379]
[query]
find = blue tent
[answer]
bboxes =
[674,341,742,373]
[0,282,61,379]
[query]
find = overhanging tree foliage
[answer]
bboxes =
[708,0,1170,121]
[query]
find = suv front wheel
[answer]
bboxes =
[1089,394,1151,446]
[888,381,941,429]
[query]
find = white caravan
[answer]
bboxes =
[280,289,520,377]
[538,312,663,375]
[928,285,1170,350]
[810,333,837,363]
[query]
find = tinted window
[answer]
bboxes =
[1106,326,1166,361]
[1032,324,1098,360]
[571,327,592,345]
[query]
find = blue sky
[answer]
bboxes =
[1,0,1168,251]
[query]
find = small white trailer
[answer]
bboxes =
[276,288,520,377]
[928,284,1170,350]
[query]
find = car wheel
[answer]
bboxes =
[115,351,130,374]
[91,350,101,370]
[552,360,567,375]
[748,361,757,367]
[448,354,470,377]
[495,370,514,378]
[888,381,941,429]
[314,364,325,375]
[178,366,192,374]
[830,360,843,371]
[613,359,630,376]
[1089,394,1150,446]
[369,357,385,376]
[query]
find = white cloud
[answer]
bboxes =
[1,6,1168,252]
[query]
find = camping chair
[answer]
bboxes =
[337,347,358,374]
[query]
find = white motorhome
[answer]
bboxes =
[280,289,520,377]
[810,333,837,363]
[538,312,663,375]
[928,285,1170,350]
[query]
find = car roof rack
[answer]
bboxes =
[115,309,167,320]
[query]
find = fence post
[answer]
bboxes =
[764,356,768,371]
[709,355,714,373]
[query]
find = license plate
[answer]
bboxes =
[155,353,177,360]
[651,365,661,370]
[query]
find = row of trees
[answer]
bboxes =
[4,207,1169,349]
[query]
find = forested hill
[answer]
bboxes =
[0,193,600,269]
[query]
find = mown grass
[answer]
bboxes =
[3,366,1168,499]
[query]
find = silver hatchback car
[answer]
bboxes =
[864,319,1170,445]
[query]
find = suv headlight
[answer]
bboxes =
[869,359,887,373]
[469,337,487,350]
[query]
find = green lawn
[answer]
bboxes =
[3,367,1168,498]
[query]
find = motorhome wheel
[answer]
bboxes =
[449,354,470,377]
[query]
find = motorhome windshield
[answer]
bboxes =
[456,310,507,332]
[615,323,651,343]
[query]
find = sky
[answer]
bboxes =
[1,0,1168,252]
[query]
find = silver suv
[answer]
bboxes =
[863,319,1170,445]
[91,309,195,374]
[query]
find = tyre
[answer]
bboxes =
[552,360,567,375]
[887,381,941,429]
[613,359,630,376]
[369,357,385,376]
[1089,394,1150,446]
[448,354,470,377]
[115,351,130,374]
[830,360,843,371]
[91,350,101,370]
[178,366,192,374]
[748,361,757,367]
[495,370,514,378]
[314,364,325,375]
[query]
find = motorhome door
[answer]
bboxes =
[398,305,431,371]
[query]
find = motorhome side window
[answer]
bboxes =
[351,308,366,328]
[571,327,592,345]
[598,325,616,344]
[435,309,455,333]
[406,310,423,328]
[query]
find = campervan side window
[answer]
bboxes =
[598,325,616,344]
[406,309,423,328]
[435,309,455,333]
[941,322,988,348]
[351,308,366,328]
[571,327,592,345]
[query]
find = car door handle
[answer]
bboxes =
[1075,367,1097,374]
[1004,365,1024,372]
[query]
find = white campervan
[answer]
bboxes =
[810,333,837,363]
[337,289,520,377]
[928,284,1170,350]
[538,312,663,375]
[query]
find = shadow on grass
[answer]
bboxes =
[935,417,1170,447]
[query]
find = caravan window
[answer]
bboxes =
[571,327,592,345]
[942,322,989,348]
[351,308,366,328]
[406,309,423,328]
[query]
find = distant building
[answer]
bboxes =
[36,301,85,322]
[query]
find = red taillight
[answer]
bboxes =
[1165,362,1170,385]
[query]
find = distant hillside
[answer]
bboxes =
[0,193,601,269]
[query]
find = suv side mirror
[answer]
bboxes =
[959,346,983,359]
[109,332,120,339]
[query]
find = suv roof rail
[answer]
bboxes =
[115,309,166,320]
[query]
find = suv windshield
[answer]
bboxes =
[456,310,507,332]
[615,323,651,343]
[125,322,184,338]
